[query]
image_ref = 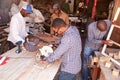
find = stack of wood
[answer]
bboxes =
[93,48,120,78]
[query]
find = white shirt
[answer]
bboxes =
[32,8,45,23]
[10,3,19,16]
[7,12,28,44]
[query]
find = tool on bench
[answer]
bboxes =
[15,41,22,53]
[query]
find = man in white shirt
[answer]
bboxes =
[7,4,33,49]
[19,0,45,23]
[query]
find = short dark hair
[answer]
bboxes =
[52,18,66,28]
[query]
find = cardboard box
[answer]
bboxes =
[118,51,120,59]
[109,53,114,57]
[114,54,119,59]
[100,57,110,62]
[93,57,99,63]
[112,68,119,77]
[105,61,112,68]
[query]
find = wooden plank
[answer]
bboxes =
[113,24,120,28]
[112,40,120,47]
[0,37,7,42]
[101,25,114,53]
[111,0,120,20]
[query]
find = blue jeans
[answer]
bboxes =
[82,45,98,80]
[58,71,76,80]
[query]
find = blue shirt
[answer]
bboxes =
[86,20,111,49]
[46,26,82,74]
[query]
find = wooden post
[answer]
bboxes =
[86,0,89,6]
[91,0,98,20]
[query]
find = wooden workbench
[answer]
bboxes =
[0,33,61,80]
[99,60,120,80]
[95,50,120,80]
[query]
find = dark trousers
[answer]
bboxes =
[8,41,16,50]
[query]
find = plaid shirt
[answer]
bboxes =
[46,26,82,74]
[86,20,111,49]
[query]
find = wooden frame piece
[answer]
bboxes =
[101,7,120,66]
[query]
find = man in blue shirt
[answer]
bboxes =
[82,20,112,80]
[43,18,82,80]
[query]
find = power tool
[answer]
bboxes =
[15,41,22,53]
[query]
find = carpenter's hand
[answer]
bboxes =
[102,40,113,46]
[112,20,117,24]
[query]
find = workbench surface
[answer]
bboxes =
[95,51,120,80]
[0,33,61,80]
[99,61,120,80]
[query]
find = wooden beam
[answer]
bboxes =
[113,24,120,28]
[112,40,120,47]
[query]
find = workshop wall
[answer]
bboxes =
[0,0,12,25]
[0,0,115,25]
